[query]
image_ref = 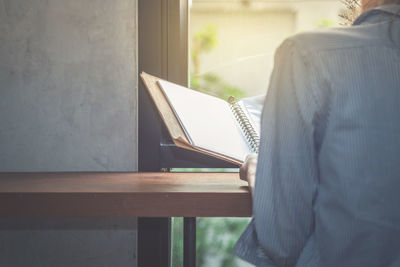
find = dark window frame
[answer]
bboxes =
[138,0,235,266]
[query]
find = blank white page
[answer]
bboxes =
[158,80,252,162]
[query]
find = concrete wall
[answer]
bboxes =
[0,0,138,266]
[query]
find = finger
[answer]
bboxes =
[239,164,248,181]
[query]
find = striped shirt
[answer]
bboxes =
[235,5,400,267]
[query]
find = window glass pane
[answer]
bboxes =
[189,0,346,99]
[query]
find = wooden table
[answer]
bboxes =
[0,172,252,267]
[0,172,251,217]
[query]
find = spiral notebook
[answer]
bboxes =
[140,72,261,166]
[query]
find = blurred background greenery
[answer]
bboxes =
[190,24,246,100]
[172,217,251,267]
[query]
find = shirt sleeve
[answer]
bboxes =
[253,39,321,266]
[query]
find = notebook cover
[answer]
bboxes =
[140,72,242,166]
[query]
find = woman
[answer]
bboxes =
[236,1,400,266]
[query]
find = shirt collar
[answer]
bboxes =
[353,4,400,25]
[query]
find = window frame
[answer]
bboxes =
[138,0,235,171]
[138,1,236,266]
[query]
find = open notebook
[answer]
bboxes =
[140,72,263,166]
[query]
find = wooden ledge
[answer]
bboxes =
[0,172,252,218]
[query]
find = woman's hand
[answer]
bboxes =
[239,154,258,195]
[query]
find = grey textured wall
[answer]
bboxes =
[0,0,137,171]
[0,218,137,267]
[0,0,138,266]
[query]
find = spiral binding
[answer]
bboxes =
[228,96,260,153]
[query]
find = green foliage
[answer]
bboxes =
[192,24,218,55]
[171,218,251,267]
[172,218,184,267]
[191,73,246,100]
[190,24,246,100]
[191,24,218,78]
[196,218,250,267]
[315,19,336,28]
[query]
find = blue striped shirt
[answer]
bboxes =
[235,5,400,267]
